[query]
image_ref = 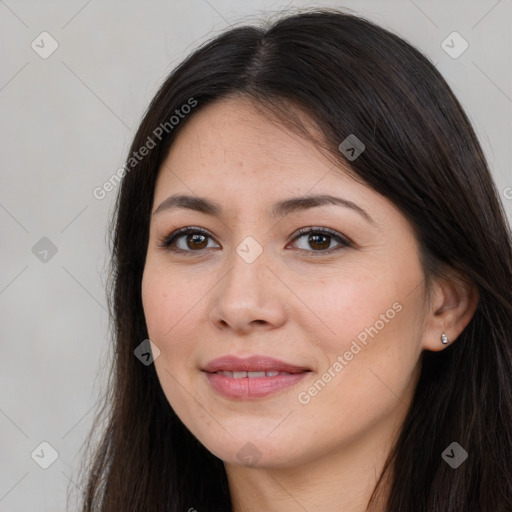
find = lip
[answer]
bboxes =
[202,355,310,374]
[202,355,311,400]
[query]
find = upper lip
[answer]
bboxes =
[202,355,311,373]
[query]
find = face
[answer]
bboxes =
[141,96,430,470]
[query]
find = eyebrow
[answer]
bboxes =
[153,193,374,224]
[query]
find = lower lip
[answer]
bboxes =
[204,371,309,399]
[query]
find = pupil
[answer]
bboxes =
[310,234,329,250]
[188,234,207,249]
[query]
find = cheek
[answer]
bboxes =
[296,266,402,350]
[141,263,212,400]
[141,264,197,342]
[141,265,202,413]
[295,258,425,401]
[141,274,168,342]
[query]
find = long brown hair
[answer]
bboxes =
[76,8,512,511]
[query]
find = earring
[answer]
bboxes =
[441,333,449,345]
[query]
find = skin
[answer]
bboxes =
[141,96,478,512]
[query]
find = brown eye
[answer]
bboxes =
[158,227,219,254]
[158,226,351,257]
[186,233,208,250]
[290,227,351,256]
[307,233,331,251]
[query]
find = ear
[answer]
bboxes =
[421,270,479,352]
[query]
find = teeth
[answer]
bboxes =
[247,371,266,378]
[216,370,292,378]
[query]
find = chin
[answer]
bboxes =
[198,432,307,469]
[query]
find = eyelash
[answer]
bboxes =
[157,226,352,258]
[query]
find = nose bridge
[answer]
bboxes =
[222,235,270,303]
[211,234,286,332]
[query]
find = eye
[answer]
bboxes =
[158,226,352,257]
[157,226,219,255]
[288,227,351,256]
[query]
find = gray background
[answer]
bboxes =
[0,0,510,510]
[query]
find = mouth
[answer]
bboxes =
[202,355,311,399]
[213,370,298,378]
[202,354,311,374]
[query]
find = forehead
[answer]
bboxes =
[152,97,403,233]
[156,97,356,192]
[177,98,324,165]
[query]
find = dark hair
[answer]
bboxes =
[77,8,512,511]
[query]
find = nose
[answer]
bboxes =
[209,243,287,335]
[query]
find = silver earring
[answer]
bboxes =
[441,333,449,345]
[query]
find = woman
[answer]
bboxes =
[78,8,512,511]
